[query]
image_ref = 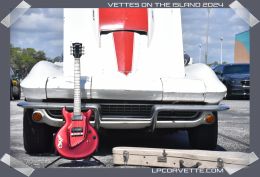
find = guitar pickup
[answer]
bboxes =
[71,127,84,136]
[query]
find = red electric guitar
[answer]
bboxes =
[54,43,99,159]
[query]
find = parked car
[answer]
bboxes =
[10,67,21,100]
[18,8,229,153]
[213,64,249,98]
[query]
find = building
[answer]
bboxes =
[234,30,250,63]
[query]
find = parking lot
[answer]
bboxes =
[10,98,249,168]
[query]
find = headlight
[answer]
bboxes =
[12,80,17,86]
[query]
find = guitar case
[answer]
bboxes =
[113,147,257,174]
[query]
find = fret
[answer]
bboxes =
[73,58,81,117]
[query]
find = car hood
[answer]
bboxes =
[224,73,250,80]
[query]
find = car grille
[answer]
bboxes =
[241,80,250,86]
[100,104,200,120]
[100,104,153,117]
[157,111,200,121]
[45,105,200,121]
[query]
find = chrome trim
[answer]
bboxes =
[18,101,229,111]
[157,111,200,120]
[242,85,250,88]
[18,101,100,110]
[33,109,97,128]
[156,112,212,128]
[18,101,229,130]
[21,102,101,130]
[45,109,63,119]
[34,109,64,127]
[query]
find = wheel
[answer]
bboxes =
[10,84,13,100]
[188,112,218,150]
[23,109,55,154]
[225,88,232,100]
[13,86,21,100]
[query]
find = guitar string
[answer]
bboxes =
[74,58,81,118]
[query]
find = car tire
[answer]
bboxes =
[13,87,21,100]
[23,109,55,154]
[223,83,232,100]
[188,112,218,150]
[10,85,13,100]
[225,88,232,100]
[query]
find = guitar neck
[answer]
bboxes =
[73,58,81,118]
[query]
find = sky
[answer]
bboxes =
[182,8,249,64]
[11,8,249,62]
[10,8,64,59]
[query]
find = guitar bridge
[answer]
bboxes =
[71,132,84,136]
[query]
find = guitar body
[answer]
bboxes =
[54,107,99,160]
[54,43,99,160]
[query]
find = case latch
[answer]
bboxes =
[157,149,167,163]
[123,151,129,165]
[217,158,224,168]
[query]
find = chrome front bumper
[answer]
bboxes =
[18,101,229,131]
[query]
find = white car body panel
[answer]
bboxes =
[63,8,184,78]
[91,75,163,100]
[21,61,63,100]
[21,8,226,104]
[46,76,91,99]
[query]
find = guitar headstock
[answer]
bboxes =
[70,43,84,58]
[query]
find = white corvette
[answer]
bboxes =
[18,8,228,153]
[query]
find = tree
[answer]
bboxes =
[10,45,48,78]
[53,53,63,62]
[222,61,228,64]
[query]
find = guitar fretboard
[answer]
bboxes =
[73,58,81,118]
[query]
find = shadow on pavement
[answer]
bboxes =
[58,159,103,167]
[225,96,249,100]
[55,130,226,168]
[96,130,227,155]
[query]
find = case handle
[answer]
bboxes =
[179,160,201,168]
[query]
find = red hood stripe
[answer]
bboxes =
[113,31,134,75]
[99,8,148,75]
[99,8,148,32]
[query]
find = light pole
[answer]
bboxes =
[199,44,202,63]
[220,37,223,64]
[205,8,211,64]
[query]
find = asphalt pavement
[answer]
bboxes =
[10,98,250,168]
